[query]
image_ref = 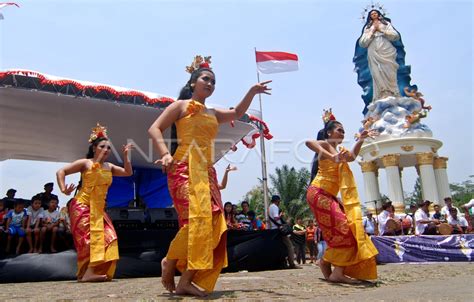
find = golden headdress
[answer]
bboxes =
[185,55,212,74]
[88,123,108,143]
[322,108,336,124]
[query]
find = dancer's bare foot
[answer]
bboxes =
[328,272,361,284]
[80,267,108,282]
[28,248,34,253]
[80,274,108,282]
[175,283,207,297]
[161,258,176,292]
[50,246,57,253]
[317,259,332,280]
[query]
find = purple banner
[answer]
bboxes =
[371,235,474,263]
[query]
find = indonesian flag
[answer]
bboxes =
[256,51,298,74]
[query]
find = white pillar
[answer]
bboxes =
[416,152,440,205]
[360,161,381,214]
[382,154,405,214]
[434,157,450,206]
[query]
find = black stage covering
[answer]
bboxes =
[0,229,287,283]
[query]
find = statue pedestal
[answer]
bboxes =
[358,137,450,214]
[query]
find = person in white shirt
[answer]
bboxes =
[440,197,461,221]
[363,212,376,236]
[414,200,439,235]
[447,207,468,234]
[26,197,44,253]
[268,195,299,269]
[40,198,60,253]
[377,202,392,236]
[463,199,474,213]
[268,196,282,230]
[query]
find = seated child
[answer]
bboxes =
[40,198,60,253]
[5,200,28,254]
[247,210,265,230]
[58,199,72,248]
[26,196,44,253]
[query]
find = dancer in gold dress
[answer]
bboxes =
[148,56,271,296]
[56,124,132,282]
[306,110,379,283]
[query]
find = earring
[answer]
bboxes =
[190,83,195,88]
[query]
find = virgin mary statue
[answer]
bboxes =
[353,9,414,114]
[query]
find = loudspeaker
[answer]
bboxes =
[148,208,179,229]
[107,208,146,230]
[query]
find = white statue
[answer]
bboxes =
[358,10,400,101]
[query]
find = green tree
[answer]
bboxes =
[242,184,265,216]
[450,175,474,208]
[269,165,312,222]
[405,177,423,205]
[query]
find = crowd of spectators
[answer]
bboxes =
[224,201,266,231]
[0,183,72,255]
[366,197,474,236]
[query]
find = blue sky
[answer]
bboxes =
[0,0,472,207]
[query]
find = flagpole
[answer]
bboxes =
[254,47,270,225]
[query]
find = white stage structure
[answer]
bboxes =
[0,70,260,168]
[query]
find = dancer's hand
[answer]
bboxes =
[359,129,379,140]
[225,164,237,172]
[251,80,272,95]
[332,148,350,163]
[155,153,174,173]
[62,183,76,196]
[122,143,134,158]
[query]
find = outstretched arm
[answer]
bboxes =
[218,164,236,190]
[345,129,379,161]
[215,81,272,124]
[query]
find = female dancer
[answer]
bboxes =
[306,112,379,283]
[56,124,132,282]
[148,57,270,296]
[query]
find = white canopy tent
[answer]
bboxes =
[0,70,256,168]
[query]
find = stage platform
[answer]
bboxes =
[0,229,287,283]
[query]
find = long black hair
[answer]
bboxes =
[310,120,342,181]
[170,68,215,155]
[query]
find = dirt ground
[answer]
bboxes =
[0,262,472,301]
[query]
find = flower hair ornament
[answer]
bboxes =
[185,55,212,73]
[88,123,108,143]
[322,108,336,125]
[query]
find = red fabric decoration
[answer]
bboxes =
[0,70,175,105]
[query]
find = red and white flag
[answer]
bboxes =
[255,51,298,74]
